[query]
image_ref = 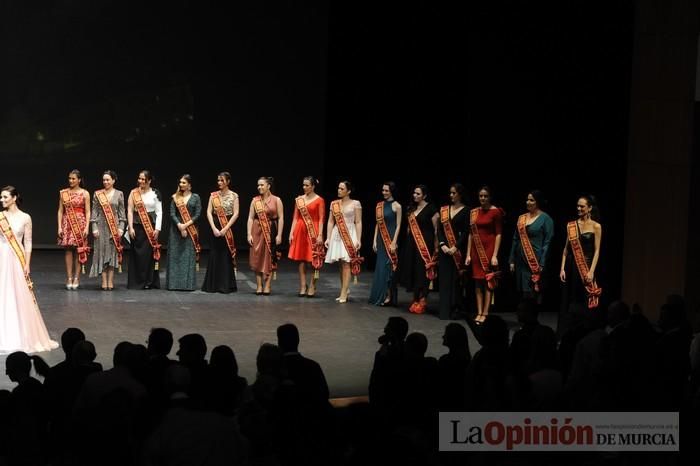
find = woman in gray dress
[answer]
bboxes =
[166,174,202,290]
[90,170,126,290]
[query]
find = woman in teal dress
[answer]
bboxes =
[508,190,554,302]
[369,182,402,306]
[166,174,202,291]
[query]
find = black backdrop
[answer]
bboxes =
[1,1,635,311]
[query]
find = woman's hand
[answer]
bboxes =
[213,228,221,238]
[276,236,282,246]
[57,227,63,238]
[93,230,100,239]
[129,227,135,239]
[509,263,515,273]
[586,270,594,283]
[248,234,254,246]
[465,255,471,266]
[153,230,160,241]
[390,241,397,253]
[316,235,324,246]
[559,269,566,283]
[491,256,499,267]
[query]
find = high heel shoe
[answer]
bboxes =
[298,287,307,297]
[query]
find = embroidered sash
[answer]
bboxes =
[331,199,363,277]
[567,221,602,309]
[517,214,542,292]
[61,189,90,273]
[440,205,464,270]
[0,212,36,295]
[296,196,325,274]
[211,191,237,268]
[175,195,202,270]
[131,189,161,270]
[254,196,281,275]
[470,208,500,290]
[95,189,124,272]
[407,211,437,281]
[376,202,398,271]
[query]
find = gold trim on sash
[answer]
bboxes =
[567,221,602,309]
[254,196,281,279]
[0,212,37,301]
[407,211,437,285]
[331,199,363,281]
[175,195,202,271]
[376,202,398,271]
[95,189,124,272]
[517,214,542,292]
[296,196,325,278]
[440,205,464,270]
[131,188,161,270]
[470,208,500,290]
[211,191,237,271]
[61,189,90,273]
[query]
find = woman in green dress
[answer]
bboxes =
[166,174,202,290]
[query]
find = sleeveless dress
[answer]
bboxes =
[202,191,237,293]
[369,200,397,305]
[0,212,58,353]
[325,200,361,263]
[58,190,88,247]
[250,195,281,275]
[288,196,325,262]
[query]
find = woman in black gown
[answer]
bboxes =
[437,183,469,320]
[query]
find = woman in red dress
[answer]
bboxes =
[465,186,503,323]
[288,176,325,297]
[56,169,91,290]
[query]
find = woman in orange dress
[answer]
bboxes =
[247,177,284,295]
[288,176,325,297]
[56,169,91,290]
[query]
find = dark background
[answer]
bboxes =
[1,1,635,310]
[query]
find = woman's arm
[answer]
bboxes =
[354,201,362,249]
[83,190,91,237]
[589,222,602,281]
[276,196,284,245]
[127,191,135,239]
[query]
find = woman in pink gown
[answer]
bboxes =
[0,186,58,353]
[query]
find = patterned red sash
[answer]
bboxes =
[331,199,363,278]
[567,221,602,309]
[296,196,325,275]
[440,205,464,270]
[254,196,281,276]
[131,189,161,270]
[0,212,37,298]
[61,189,90,273]
[517,214,542,292]
[175,195,202,270]
[211,191,237,269]
[95,189,124,272]
[470,208,500,290]
[407,211,437,281]
[376,202,398,271]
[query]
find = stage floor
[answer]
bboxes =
[0,251,557,395]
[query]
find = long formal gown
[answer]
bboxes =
[250,195,280,275]
[508,212,554,294]
[58,190,87,247]
[288,196,325,262]
[89,189,126,277]
[325,200,361,263]
[469,207,503,279]
[369,200,398,306]
[166,193,202,291]
[437,205,468,320]
[400,204,438,294]
[127,189,162,289]
[0,212,58,353]
[558,222,597,337]
[202,191,237,293]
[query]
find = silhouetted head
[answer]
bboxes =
[72,340,97,366]
[442,323,469,355]
[5,352,31,382]
[380,316,409,344]
[210,345,239,376]
[256,343,283,378]
[147,328,173,357]
[177,333,207,365]
[607,300,630,328]
[277,323,300,353]
[405,332,428,358]
[61,327,86,359]
[165,363,191,396]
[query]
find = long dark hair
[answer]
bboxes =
[382,181,397,199]
[408,184,429,213]
[103,170,118,183]
[174,174,193,197]
[579,194,601,222]
[1,185,21,207]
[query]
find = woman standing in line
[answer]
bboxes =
[288,176,325,297]
[127,170,162,289]
[325,180,362,303]
[57,169,91,290]
[167,174,202,291]
[437,183,468,320]
[90,170,125,290]
[202,172,239,293]
[369,181,401,306]
[247,177,284,295]
[0,186,58,353]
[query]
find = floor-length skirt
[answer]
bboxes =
[202,233,237,293]
[369,241,397,306]
[0,242,58,353]
[166,229,197,291]
[127,223,161,289]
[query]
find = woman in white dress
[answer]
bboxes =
[0,186,58,353]
[325,180,362,303]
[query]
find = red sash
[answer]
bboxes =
[440,205,464,270]
[407,211,437,281]
[331,200,363,277]
[175,195,202,270]
[517,214,542,292]
[254,196,281,276]
[61,189,90,273]
[0,212,36,295]
[295,196,325,274]
[470,208,500,290]
[376,202,398,271]
[567,221,602,309]
[95,189,124,272]
[211,191,237,268]
[131,189,161,270]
